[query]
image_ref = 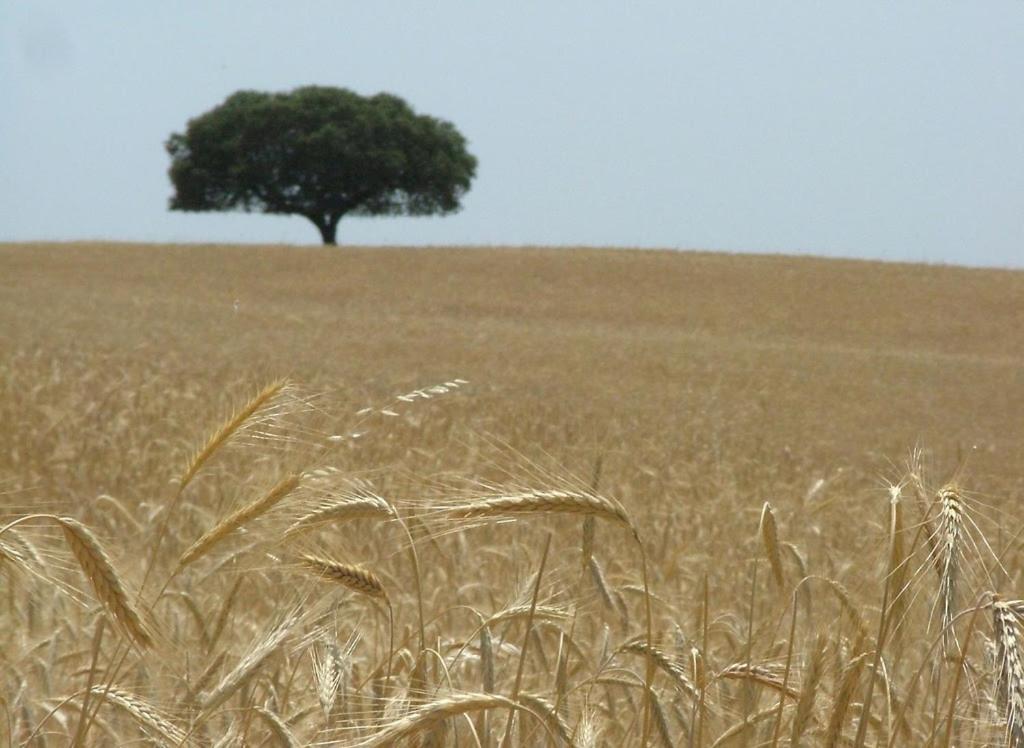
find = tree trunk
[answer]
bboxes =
[308,213,342,245]
[318,221,338,245]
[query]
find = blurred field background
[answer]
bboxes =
[3,242,1024,745]
[5,242,1024,487]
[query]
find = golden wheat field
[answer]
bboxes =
[3,241,1024,747]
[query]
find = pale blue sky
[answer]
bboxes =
[2,2,1023,266]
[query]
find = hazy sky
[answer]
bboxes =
[2,2,1023,266]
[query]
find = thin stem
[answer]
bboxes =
[499,532,552,748]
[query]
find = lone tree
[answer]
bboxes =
[166,86,477,245]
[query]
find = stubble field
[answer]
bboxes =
[2,242,1024,746]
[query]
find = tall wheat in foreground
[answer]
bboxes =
[3,365,1024,746]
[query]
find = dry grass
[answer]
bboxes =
[3,241,1024,745]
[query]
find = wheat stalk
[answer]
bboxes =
[588,556,617,612]
[515,692,575,746]
[190,651,227,700]
[480,626,495,695]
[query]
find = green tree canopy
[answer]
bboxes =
[166,86,477,244]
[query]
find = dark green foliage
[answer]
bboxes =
[166,86,477,244]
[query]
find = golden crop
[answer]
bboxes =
[2,242,1024,746]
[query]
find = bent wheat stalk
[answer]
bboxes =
[618,641,699,701]
[360,692,574,747]
[56,517,153,649]
[86,686,185,745]
[715,663,799,699]
[254,706,300,748]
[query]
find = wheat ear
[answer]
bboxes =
[178,472,301,568]
[298,554,387,599]
[618,640,698,701]
[312,637,347,719]
[56,517,153,648]
[485,604,571,627]
[361,692,574,747]
[715,662,799,699]
[87,686,185,745]
[759,502,785,588]
[254,706,300,748]
[0,539,29,575]
[934,484,964,653]
[178,378,288,493]
[0,528,45,574]
[515,692,575,746]
[199,611,299,711]
[284,494,394,538]
[642,685,674,748]
[993,598,1024,747]
[790,635,826,744]
[447,489,631,527]
[824,651,870,747]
